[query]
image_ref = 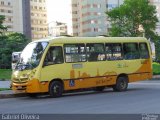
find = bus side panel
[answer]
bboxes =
[128,58,152,83]
[63,74,117,90]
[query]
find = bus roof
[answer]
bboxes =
[32,37,148,44]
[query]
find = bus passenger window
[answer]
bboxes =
[64,44,86,63]
[123,43,140,60]
[105,43,123,60]
[86,43,105,61]
[44,46,63,65]
[139,43,149,59]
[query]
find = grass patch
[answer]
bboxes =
[153,62,160,75]
[0,88,11,91]
[0,69,12,80]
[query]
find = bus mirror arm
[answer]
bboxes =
[42,62,47,67]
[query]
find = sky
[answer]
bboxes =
[46,0,71,23]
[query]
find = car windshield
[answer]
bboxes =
[15,42,48,70]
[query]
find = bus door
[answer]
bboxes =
[40,44,65,82]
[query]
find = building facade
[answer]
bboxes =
[0,0,31,38]
[0,0,48,40]
[48,21,67,37]
[71,0,123,37]
[30,0,48,40]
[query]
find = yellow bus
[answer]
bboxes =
[11,37,152,97]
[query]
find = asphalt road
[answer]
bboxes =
[0,80,160,114]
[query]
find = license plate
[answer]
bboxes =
[17,86,22,89]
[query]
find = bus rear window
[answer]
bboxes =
[139,43,149,59]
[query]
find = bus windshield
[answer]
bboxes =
[15,42,48,70]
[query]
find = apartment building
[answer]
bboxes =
[48,21,67,37]
[0,0,48,40]
[0,0,31,38]
[30,0,48,40]
[71,0,123,37]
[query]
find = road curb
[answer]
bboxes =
[0,93,26,99]
[152,75,160,80]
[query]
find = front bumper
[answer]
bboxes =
[12,79,49,93]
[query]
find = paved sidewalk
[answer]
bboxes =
[0,80,11,88]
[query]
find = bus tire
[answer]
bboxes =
[94,86,105,92]
[49,81,63,98]
[112,76,128,92]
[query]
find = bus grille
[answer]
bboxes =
[12,78,28,84]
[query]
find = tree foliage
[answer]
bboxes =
[106,0,160,60]
[106,0,158,39]
[0,16,30,69]
[0,15,7,35]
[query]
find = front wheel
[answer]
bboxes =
[112,76,128,92]
[49,81,63,98]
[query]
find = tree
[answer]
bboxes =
[0,33,30,69]
[7,32,29,51]
[0,16,30,68]
[106,0,158,39]
[0,15,7,35]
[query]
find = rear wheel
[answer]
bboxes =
[49,81,63,98]
[112,76,128,92]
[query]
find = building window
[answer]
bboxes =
[1,9,4,12]
[8,25,12,28]
[97,12,101,15]
[97,4,101,8]
[8,18,12,22]
[8,10,12,13]
[34,6,37,9]
[91,20,95,24]
[8,2,11,6]
[1,1,4,5]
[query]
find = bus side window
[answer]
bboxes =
[64,44,86,63]
[139,43,149,59]
[105,43,123,60]
[86,43,105,61]
[44,46,64,65]
[123,43,140,60]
